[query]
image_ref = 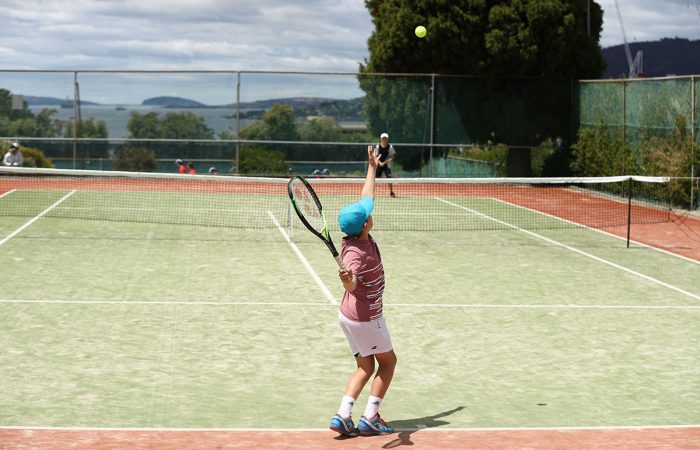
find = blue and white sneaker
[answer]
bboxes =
[329,414,359,437]
[358,413,394,435]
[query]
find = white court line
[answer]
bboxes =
[0,190,76,248]
[492,197,700,266]
[436,197,700,302]
[267,210,337,305]
[0,188,16,199]
[0,424,698,432]
[1,299,699,309]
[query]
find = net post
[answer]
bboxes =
[288,198,294,242]
[626,177,633,248]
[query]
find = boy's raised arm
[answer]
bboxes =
[361,145,380,200]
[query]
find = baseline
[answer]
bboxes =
[0,426,698,450]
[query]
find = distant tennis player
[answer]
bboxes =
[373,132,396,198]
[329,145,396,437]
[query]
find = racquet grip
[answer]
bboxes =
[334,254,346,269]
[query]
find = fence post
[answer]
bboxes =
[429,74,435,177]
[692,75,696,208]
[72,71,81,170]
[235,71,241,175]
[622,79,627,175]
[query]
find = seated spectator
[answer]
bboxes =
[3,142,23,167]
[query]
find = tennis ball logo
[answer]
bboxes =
[415,26,427,38]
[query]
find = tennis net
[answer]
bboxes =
[0,167,677,241]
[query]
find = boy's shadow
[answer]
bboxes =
[380,406,465,448]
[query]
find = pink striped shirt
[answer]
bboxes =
[339,235,385,322]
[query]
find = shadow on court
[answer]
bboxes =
[379,406,465,448]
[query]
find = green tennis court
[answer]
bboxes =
[0,171,698,431]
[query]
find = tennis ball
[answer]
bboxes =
[415,25,427,38]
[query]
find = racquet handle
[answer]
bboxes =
[334,254,347,269]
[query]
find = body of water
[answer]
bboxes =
[28,104,256,139]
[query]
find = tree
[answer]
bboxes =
[238,146,289,175]
[298,117,361,161]
[0,88,90,166]
[299,117,342,143]
[126,111,216,160]
[127,112,160,139]
[160,112,214,140]
[240,104,303,162]
[361,0,606,173]
[240,104,299,142]
[363,0,603,78]
[113,147,159,172]
[0,89,13,117]
[64,117,110,168]
[0,89,64,137]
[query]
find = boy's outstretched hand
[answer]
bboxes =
[367,145,380,169]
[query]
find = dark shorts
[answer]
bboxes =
[376,165,392,178]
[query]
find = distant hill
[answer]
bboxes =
[21,93,363,119]
[139,95,363,119]
[601,38,700,78]
[142,96,206,107]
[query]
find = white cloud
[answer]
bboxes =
[3,1,695,71]
[600,0,700,47]
[0,0,373,73]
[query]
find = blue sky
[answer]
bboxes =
[0,0,698,103]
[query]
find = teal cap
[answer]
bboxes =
[338,196,374,236]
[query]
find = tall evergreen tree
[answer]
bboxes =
[361,0,605,174]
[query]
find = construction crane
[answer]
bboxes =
[613,0,643,78]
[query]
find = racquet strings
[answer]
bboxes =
[291,179,325,233]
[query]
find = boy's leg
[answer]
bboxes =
[330,356,375,436]
[357,349,397,435]
[369,350,397,398]
[344,355,375,399]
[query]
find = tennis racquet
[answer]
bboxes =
[287,176,345,268]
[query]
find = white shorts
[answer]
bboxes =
[338,311,393,357]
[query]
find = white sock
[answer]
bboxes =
[337,395,355,419]
[363,395,382,419]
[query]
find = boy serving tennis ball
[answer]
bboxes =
[329,145,397,437]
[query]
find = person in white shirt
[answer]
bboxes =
[3,142,23,167]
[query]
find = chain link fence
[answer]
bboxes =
[1,70,697,191]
